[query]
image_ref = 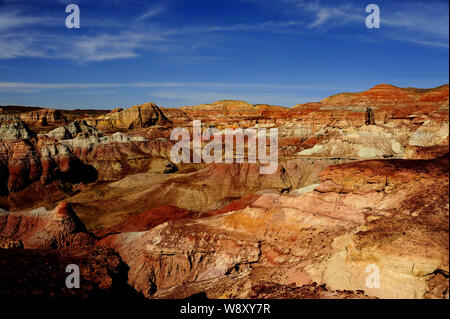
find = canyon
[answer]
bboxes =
[0,83,448,300]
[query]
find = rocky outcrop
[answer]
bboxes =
[160,107,191,125]
[0,136,97,200]
[0,202,146,300]
[408,119,449,147]
[19,109,68,127]
[46,120,104,140]
[0,202,95,249]
[88,103,171,130]
[0,117,99,200]
[286,84,449,160]
[182,100,287,114]
[60,133,173,181]
[296,125,405,159]
[0,115,35,141]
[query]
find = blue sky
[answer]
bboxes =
[0,0,448,109]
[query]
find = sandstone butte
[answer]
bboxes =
[0,83,448,300]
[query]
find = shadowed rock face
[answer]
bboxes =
[0,247,135,300]
[0,136,97,198]
[0,203,146,301]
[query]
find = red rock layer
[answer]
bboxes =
[94,205,194,237]
[0,202,95,249]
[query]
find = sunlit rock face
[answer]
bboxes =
[87,103,171,130]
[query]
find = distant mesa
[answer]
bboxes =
[181,99,287,114]
[318,83,449,112]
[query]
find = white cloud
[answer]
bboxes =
[0,28,168,62]
[0,10,55,31]
[296,1,362,29]
[137,5,165,20]
[245,0,449,48]
[381,2,449,48]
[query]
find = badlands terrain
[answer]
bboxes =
[0,83,448,299]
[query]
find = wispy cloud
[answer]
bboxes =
[70,32,154,62]
[0,3,169,62]
[0,0,447,64]
[381,2,449,48]
[0,27,168,62]
[292,1,362,29]
[245,0,449,48]
[137,4,165,20]
[0,10,56,31]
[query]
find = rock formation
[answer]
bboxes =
[0,202,95,249]
[0,202,140,300]
[87,103,171,131]
[19,109,68,127]
[46,120,103,140]
[320,84,449,116]
[0,115,35,140]
[0,83,448,300]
